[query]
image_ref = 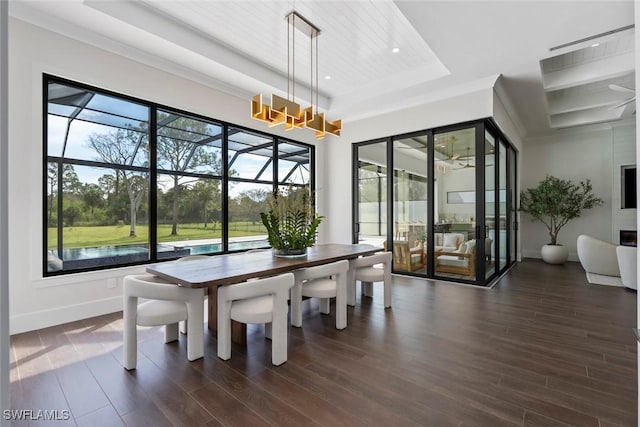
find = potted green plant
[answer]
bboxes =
[519,175,603,264]
[260,185,323,257]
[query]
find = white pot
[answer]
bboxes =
[541,244,568,264]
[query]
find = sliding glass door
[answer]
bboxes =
[353,119,517,286]
[392,134,430,275]
[354,140,388,248]
[433,127,477,282]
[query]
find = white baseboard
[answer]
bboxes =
[10,296,122,335]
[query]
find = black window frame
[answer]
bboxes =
[43,74,315,277]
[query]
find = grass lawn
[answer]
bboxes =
[48,222,267,249]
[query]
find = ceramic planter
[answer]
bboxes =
[541,244,568,264]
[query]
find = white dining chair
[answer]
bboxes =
[123,274,205,370]
[350,251,393,308]
[217,272,295,366]
[291,260,349,330]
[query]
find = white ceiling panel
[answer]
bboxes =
[8,0,635,136]
[138,0,449,101]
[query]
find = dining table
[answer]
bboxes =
[146,243,382,344]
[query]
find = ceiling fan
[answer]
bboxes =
[435,135,461,161]
[455,147,474,169]
[397,137,428,151]
[609,84,635,110]
[398,136,463,162]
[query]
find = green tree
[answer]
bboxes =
[156,114,222,235]
[63,205,81,227]
[82,183,104,215]
[520,175,604,245]
[88,128,149,237]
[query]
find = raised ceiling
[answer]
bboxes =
[8,0,636,138]
[540,28,635,129]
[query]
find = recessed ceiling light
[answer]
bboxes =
[591,43,600,47]
[391,47,400,53]
[324,75,331,80]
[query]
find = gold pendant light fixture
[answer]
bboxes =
[251,11,341,139]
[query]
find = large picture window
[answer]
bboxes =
[44,76,314,275]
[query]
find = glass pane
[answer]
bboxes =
[46,80,153,274]
[228,128,273,180]
[157,175,223,257]
[434,128,476,280]
[157,110,223,175]
[499,141,508,270]
[485,131,496,279]
[47,81,149,162]
[357,142,387,247]
[48,164,150,272]
[46,162,60,272]
[393,136,428,275]
[228,181,271,251]
[278,140,311,185]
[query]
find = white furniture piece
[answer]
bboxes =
[436,239,477,277]
[434,233,466,252]
[217,272,295,366]
[123,274,205,370]
[616,245,637,290]
[291,260,349,329]
[576,235,622,286]
[349,252,392,308]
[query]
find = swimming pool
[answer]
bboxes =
[60,240,269,260]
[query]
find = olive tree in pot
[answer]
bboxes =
[260,185,323,258]
[520,175,603,264]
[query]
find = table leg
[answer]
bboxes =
[207,286,247,346]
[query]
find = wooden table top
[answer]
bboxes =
[145,243,382,288]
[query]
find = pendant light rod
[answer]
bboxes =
[250,10,341,139]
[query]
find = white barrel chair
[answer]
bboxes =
[123,274,205,370]
[217,272,295,366]
[616,245,637,290]
[291,260,350,330]
[577,235,622,286]
[349,252,393,308]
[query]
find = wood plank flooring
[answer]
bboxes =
[9,260,638,426]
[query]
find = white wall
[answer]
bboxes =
[611,124,637,238]
[326,88,494,244]
[520,123,635,261]
[8,18,323,334]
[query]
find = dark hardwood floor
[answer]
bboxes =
[9,260,638,426]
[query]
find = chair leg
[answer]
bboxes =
[290,281,303,327]
[362,281,373,297]
[335,272,347,330]
[123,296,138,370]
[165,323,179,343]
[319,298,330,314]
[217,298,232,360]
[186,297,204,362]
[383,268,392,309]
[264,322,272,340]
[271,298,288,366]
